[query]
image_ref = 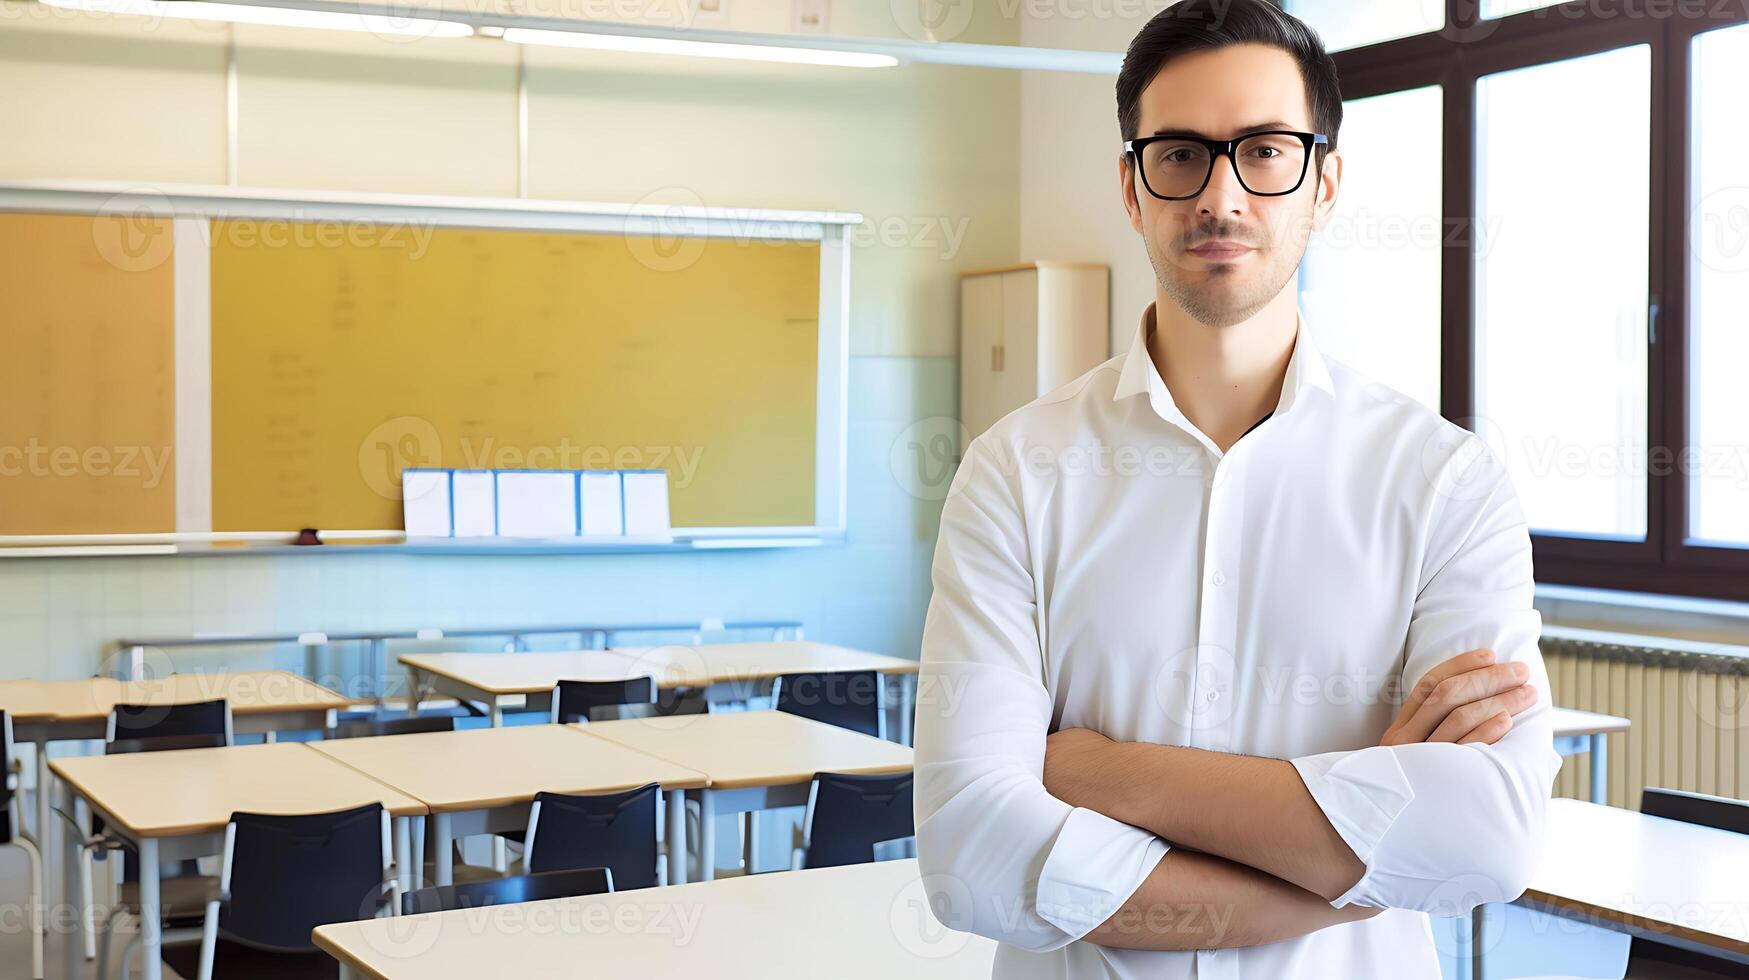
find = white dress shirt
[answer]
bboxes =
[914,303,1562,980]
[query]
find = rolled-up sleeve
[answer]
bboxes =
[1291,437,1562,914]
[914,436,1169,952]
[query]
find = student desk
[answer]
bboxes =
[314,857,996,980]
[1,670,357,917]
[401,641,921,741]
[1461,798,1749,979]
[1549,707,1633,805]
[49,742,425,980]
[576,710,913,880]
[308,724,706,888]
[1517,798,1749,963]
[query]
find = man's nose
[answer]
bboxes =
[1196,152,1248,216]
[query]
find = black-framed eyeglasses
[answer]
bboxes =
[1123,130,1329,201]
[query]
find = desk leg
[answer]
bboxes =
[393,817,411,913]
[899,673,917,746]
[139,837,162,980]
[1470,905,1486,980]
[61,793,84,980]
[665,789,687,886]
[698,789,716,882]
[34,739,59,931]
[412,816,425,889]
[1589,734,1608,805]
[433,812,453,887]
[406,668,424,719]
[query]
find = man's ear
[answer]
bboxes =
[1310,149,1343,233]
[1119,153,1144,235]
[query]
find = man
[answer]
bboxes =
[913,2,1561,978]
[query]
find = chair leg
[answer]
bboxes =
[119,928,144,980]
[15,836,45,979]
[196,898,220,980]
[96,907,118,980]
[81,846,97,959]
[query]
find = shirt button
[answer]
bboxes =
[1212,570,1227,587]
[1206,690,1220,702]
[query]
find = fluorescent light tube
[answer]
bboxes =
[501,27,898,68]
[41,0,475,38]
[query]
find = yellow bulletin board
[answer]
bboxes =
[0,211,178,534]
[210,222,819,531]
[0,182,855,548]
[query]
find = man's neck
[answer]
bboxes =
[1148,290,1301,454]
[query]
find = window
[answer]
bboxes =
[1284,0,1444,53]
[1474,46,1650,539]
[1483,0,1567,17]
[1689,22,1749,546]
[1300,86,1443,412]
[1301,2,1749,599]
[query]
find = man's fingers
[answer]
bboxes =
[1393,661,1529,744]
[1389,648,1495,730]
[1457,711,1514,745]
[1428,684,1537,743]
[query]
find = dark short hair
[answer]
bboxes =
[1117,0,1342,162]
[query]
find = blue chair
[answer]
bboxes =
[331,715,456,740]
[404,866,612,915]
[524,783,661,890]
[107,697,234,744]
[1621,788,1749,979]
[550,677,657,724]
[77,699,234,980]
[790,771,914,870]
[775,670,882,738]
[163,802,395,980]
[2,712,45,979]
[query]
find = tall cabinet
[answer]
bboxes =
[959,261,1110,439]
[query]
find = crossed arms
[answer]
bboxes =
[912,439,1564,954]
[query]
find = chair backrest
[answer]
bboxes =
[107,697,232,746]
[331,715,457,740]
[800,771,914,870]
[775,670,881,738]
[1640,787,1749,836]
[1,712,16,845]
[105,733,229,756]
[551,677,656,724]
[525,783,659,889]
[403,867,613,915]
[220,803,388,951]
[1626,788,1749,974]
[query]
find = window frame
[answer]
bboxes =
[1287,0,1749,600]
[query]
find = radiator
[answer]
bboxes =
[1541,625,1749,810]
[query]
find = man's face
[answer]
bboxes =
[1121,43,1341,329]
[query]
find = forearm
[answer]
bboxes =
[1055,740,1364,901]
[1087,847,1380,951]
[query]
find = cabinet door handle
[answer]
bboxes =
[992,345,1005,371]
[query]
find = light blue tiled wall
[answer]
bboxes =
[0,355,958,683]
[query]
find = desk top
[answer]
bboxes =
[400,641,917,696]
[308,723,707,812]
[0,670,354,724]
[1549,707,1633,738]
[576,710,913,790]
[49,742,424,838]
[313,858,996,980]
[1524,798,1749,956]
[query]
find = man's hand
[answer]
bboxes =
[1379,647,1536,747]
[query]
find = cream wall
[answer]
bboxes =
[0,0,1023,358]
[0,0,1022,679]
[1019,7,1158,357]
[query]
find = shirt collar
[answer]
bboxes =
[1112,301,1335,418]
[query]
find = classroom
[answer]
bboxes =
[0,1,1745,978]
